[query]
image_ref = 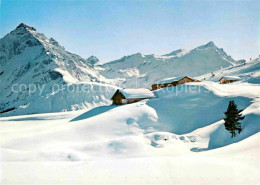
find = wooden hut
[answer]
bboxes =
[151,76,199,90]
[111,88,155,105]
[219,76,240,84]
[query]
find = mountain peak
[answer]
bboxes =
[16,23,36,31]
[205,41,216,47]
[195,41,217,50]
[49,38,59,46]
[87,55,100,66]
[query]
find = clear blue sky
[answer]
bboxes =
[0,0,259,63]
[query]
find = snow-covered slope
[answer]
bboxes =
[197,56,260,84]
[0,24,116,116]
[1,54,260,183]
[100,41,242,87]
[1,77,260,184]
[2,80,259,159]
[1,24,259,184]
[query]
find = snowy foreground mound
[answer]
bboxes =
[1,81,260,184]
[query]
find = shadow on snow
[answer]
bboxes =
[70,105,117,122]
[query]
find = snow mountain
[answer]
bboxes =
[0,23,116,116]
[0,23,253,117]
[100,41,242,87]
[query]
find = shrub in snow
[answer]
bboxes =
[224,100,245,138]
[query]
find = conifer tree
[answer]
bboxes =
[224,100,245,138]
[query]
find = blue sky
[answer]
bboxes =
[0,0,259,63]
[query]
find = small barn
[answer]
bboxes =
[151,76,199,90]
[219,76,240,84]
[111,88,155,105]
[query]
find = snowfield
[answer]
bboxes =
[1,24,260,185]
[1,78,260,184]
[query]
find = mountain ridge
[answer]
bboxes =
[100,41,240,87]
[0,23,116,116]
[0,23,251,116]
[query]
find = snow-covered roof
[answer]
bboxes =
[156,76,194,84]
[120,88,155,99]
[220,76,241,81]
[171,76,192,82]
[156,77,177,84]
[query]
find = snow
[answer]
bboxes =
[1,140,260,185]
[118,68,145,78]
[0,23,115,116]
[100,41,237,88]
[155,77,177,84]
[119,88,155,99]
[156,76,194,84]
[152,49,191,60]
[197,57,260,83]
[162,49,190,58]
[1,24,260,184]
[1,75,260,184]
[54,68,78,83]
[221,76,241,81]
